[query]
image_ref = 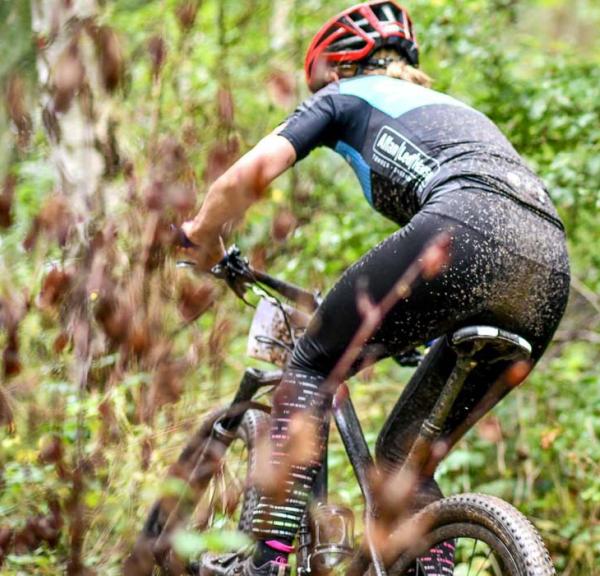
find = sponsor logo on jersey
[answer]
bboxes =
[373,126,439,187]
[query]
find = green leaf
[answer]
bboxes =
[171,529,252,559]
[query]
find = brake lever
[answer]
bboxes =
[211,245,257,303]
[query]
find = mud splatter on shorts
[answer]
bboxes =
[252,188,570,567]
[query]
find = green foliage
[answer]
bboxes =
[0,0,598,574]
[172,529,252,559]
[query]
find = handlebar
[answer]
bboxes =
[214,246,321,313]
[174,227,321,312]
[174,228,424,367]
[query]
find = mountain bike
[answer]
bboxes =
[127,245,556,576]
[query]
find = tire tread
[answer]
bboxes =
[407,493,555,576]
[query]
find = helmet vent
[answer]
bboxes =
[380,4,397,22]
[329,34,368,52]
[347,12,375,34]
[318,25,339,44]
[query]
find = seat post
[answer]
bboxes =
[401,355,478,475]
[399,325,532,477]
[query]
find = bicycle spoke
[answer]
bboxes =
[206,476,219,526]
[188,437,249,531]
[218,448,247,522]
[466,538,477,575]
[474,546,493,576]
[222,457,245,494]
[220,465,228,515]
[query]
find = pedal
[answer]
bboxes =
[196,552,246,576]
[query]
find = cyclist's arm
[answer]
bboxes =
[182,84,339,269]
[182,133,297,269]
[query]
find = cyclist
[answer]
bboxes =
[181,2,570,575]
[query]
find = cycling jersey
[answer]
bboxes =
[279,75,563,230]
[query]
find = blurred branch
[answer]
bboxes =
[31,0,123,232]
[554,330,600,344]
[570,275,600,316]
[324,233,451,394]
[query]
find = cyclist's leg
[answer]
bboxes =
[375,251,571,476]
[373,258,568,575]
[251,211,491,551]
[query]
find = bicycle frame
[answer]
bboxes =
[187,246,494,575]
[210,343,480,576]
[211,366,386,574]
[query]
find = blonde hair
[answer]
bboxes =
[365,48,432,88]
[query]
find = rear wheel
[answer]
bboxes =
[387,494,555,576]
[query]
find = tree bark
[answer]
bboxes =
[31,0,119,232]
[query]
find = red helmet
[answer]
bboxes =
[305,1,419,92]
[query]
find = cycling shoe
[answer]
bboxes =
[193,552,290,576]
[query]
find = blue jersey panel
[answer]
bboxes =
[335,141,373,206]
[339,75,469,118]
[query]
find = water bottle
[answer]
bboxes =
[310,503,355,574]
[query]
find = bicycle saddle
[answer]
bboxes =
[450,325,532,363]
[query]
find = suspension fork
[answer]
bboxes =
[191,367,281,483]
[183,368,280,486]
[211,368,282,442]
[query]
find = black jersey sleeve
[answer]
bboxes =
[278,83,341,161]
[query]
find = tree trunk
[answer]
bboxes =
[31,0,120,232]
[31,4,123,573]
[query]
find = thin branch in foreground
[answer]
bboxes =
[324,232,452,396]
[570,275,600,316]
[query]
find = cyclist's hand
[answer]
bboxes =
[177,222,224,272]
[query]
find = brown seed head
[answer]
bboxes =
[271,209,297,242]
[217,88,235,126]
[421,233,451,280]
[5,75,32,146]
[176,0,200,31]
[204,137,239,184]
[148,35,167,80]
[39,434,64,465]
[39,267,73,310]
[267,71,296,109]
[505,359,533,388]
[476,416,503,443]
[92,26,124,92]
[53,43,85,112]
[0,175,17,229]
[178,278,214,323]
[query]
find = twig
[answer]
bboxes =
[323,233,451,395]
[554,329,600,344]
[570,275,600,316]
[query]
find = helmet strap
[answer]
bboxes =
[364,56,398,70]
[335,56,398,79]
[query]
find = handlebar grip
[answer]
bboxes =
[171,225,197,249]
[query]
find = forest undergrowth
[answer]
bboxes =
[0,0,598,574]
